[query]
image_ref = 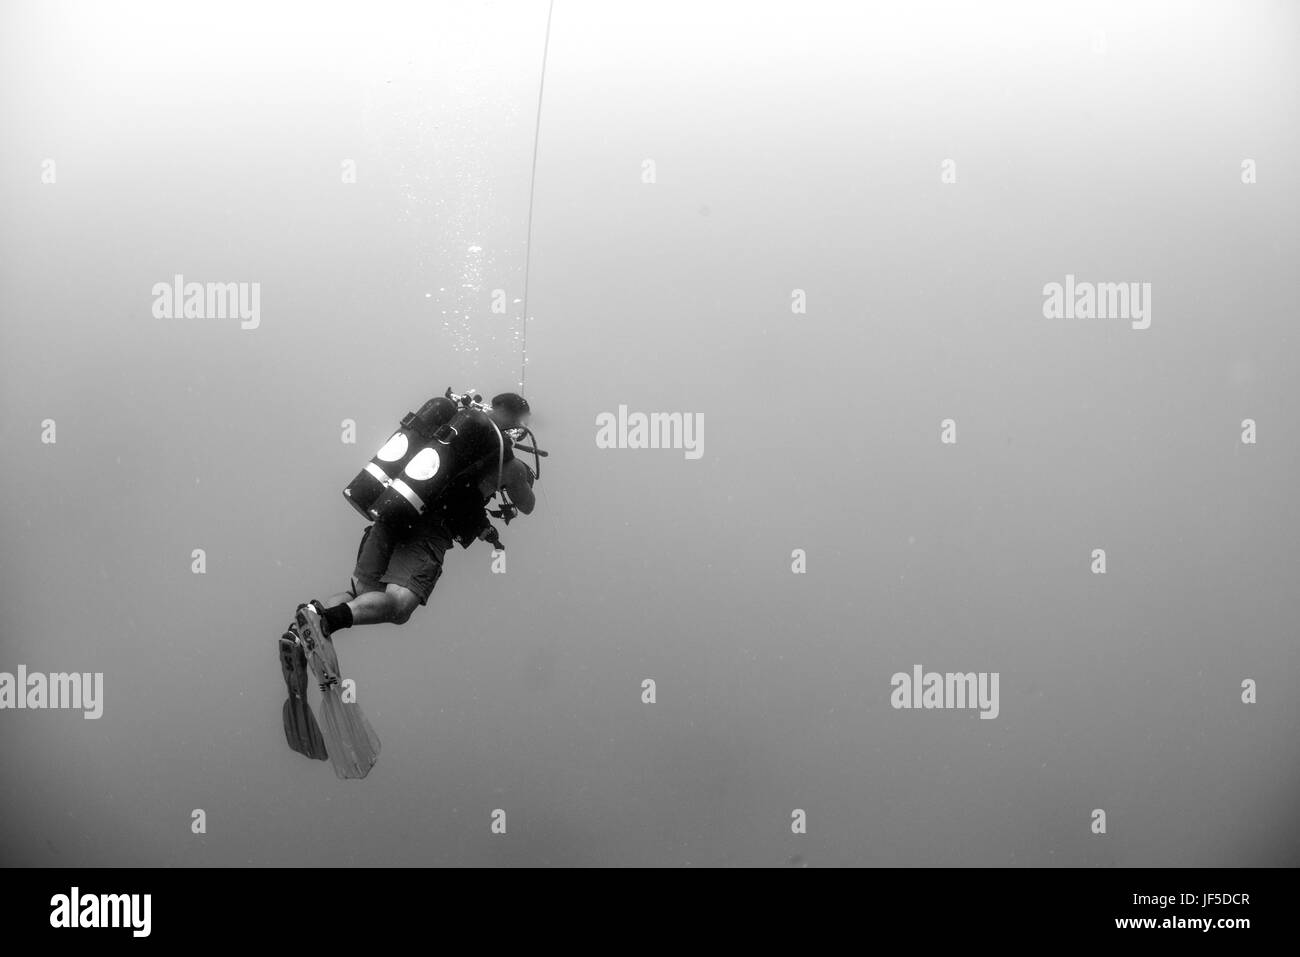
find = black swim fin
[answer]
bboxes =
[282,695,329,761]
[279,627,328,761]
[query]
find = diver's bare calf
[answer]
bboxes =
[321,584,421,628]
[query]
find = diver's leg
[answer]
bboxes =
[316,523,396,632]
[343,533,444,626]
[383,583,421,624]
[373,533,445,624]
[318,525,444,631]
[344,586,413,626]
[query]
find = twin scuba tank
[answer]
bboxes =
[342,391,507,528]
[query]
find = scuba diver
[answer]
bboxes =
[320,390,535,631]
[277,388,544,778]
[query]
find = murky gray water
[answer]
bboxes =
[1,0,1297,866]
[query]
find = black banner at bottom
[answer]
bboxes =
[0,866,1281,943]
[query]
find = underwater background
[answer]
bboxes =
[1,0,1297,865]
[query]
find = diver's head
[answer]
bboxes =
[489,392,531,430]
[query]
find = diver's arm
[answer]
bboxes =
[501,458,535,514]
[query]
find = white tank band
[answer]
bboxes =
[390,479,426,513]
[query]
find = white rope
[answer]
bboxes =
[519,0,556,396]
